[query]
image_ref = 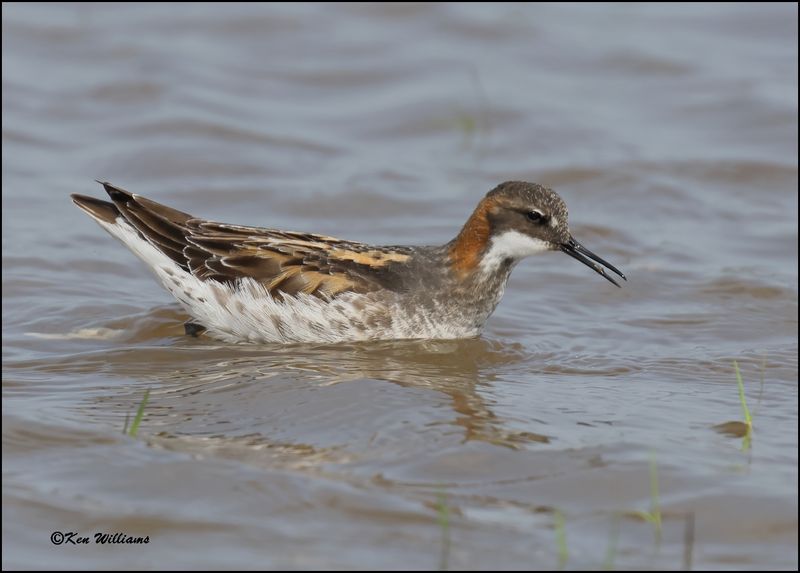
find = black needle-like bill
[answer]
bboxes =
[560,237,627,287]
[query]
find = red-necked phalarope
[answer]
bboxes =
[71,181,625,343]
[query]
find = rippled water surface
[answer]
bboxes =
[3,3,798,570]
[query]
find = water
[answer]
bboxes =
[2,3,797,569]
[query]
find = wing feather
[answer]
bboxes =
[94,182,412,299]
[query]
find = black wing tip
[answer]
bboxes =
[96,180,133,203]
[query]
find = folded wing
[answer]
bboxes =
[72,182,412,299]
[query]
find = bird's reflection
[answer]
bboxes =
[89,309,551,467]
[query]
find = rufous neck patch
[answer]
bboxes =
[449,197,495,275]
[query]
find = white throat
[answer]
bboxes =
[479,230,550,273]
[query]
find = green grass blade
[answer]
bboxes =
[128,388,150,438]
[436,491,450,571]
[734,361,753,452]
[554,509,568,570]
[649,452,662,544]
[733,361,752,427]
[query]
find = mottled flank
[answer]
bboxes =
[72,180,624,343]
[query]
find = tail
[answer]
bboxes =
[71,181,195,270]
[71,187,120,224]
[71,182,207,333]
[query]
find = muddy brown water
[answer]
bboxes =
[2,3,797,570]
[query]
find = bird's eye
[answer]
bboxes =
[526,210,544,223]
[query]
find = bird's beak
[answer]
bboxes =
[559,236,626,287]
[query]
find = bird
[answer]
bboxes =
[71,181,625,344]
